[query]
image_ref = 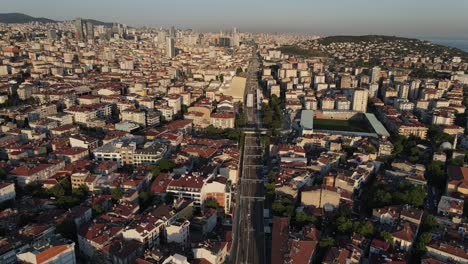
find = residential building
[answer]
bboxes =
[0,182,15,202]
[352,88,368,112]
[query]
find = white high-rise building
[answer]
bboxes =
[369,83,379,98]
[409,79,421,100]
[397,83,410,99]
[352,88,369,112]
[232,27,240,47]
[370,66,381,84]
[166,38,175,58]
[158,31,167,44]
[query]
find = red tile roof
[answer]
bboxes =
[36,244,73,264]
[271,217,289,264]
[151,173,172,193]
[168,175,204,189]
[10,163,55,177]
[210,112,235,119]
[427,241,468,260]
[288,240,317,264]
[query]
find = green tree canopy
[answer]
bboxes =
[295,211,317,225]
[336,216,354,234]
[319,237,336,248]
[355,222,374,237]
[448,158,464,167]
[380,231,393,243]
[426,161,446,189]
[157,159,176,172]
[139,191,153,210]
[0,168,6,180]
[111,187,123,201]
[423,214,439,231]
[47,184,65,198]
[56,219,78,242]
[415,232,432,251]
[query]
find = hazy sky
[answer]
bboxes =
[3,0,468,38]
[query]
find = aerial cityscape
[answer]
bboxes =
[0,1,467,264]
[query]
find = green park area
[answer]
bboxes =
[313,118,372,133]
[276,45,327,57]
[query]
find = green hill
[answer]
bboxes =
[0,13,57,24]
[0,13,113,26]
[317,35,420,45]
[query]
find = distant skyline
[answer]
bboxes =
[2,0,468,39]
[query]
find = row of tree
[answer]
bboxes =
[363,182,427,210]
[261,95,283,131]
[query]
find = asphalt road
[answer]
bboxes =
[231,48,266,264]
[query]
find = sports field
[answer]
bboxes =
[312,119,372,133]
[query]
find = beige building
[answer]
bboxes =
[65,104,113,125]
[185,106,211,129]
[446,166,468,198]
[219,76,246,102]
[78,95,101,105]
[167,95,182,114]
[398,124,428,139]
[301,186,350,211]
[71,171,91,189]
[9,162,65,187]
[121,109,146,127]
[17,85,32,100]
[321,97,335,110]
[352,88,368,112]
[210,112,235,129]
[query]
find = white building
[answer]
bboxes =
[65,106,97,125]
[192,240,229,264]
[162,254,190,264]
[17,243,76,264]
[167,95,182,114]
[122,217,165,249]
[121,109,146,127]
[166,175,206,208]
[167,38,175,58]
[0,182,15,203]
[93,138,167,167]
[166,219,190,245]
[210,112,235,129]
[370,66,381,84]
[352,88,368,112]
[394,99,415,111]
[28,105,58,122]
[437,196,464,216]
